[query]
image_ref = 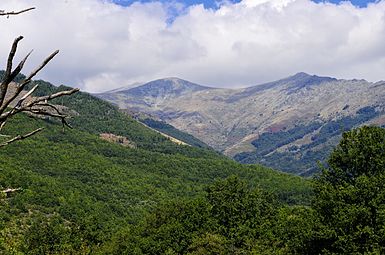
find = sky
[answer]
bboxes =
[1,0,384,92]
[113,0,376,8]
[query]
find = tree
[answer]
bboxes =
[0,7,79,147]
[312,126,385,254]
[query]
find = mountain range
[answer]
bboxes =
[97,73,385,175]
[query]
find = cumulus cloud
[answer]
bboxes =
[1,0,385,92]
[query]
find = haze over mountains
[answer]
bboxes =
[97,73,385,175]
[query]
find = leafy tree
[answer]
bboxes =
[273,206,318,255]
[312,126,385,254]
[186,233,229,255]
[206,175,277,247]
[21,213,83,255]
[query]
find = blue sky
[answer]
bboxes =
[113,0,377,8]
[113,0,241,9]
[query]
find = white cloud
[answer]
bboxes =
[1,0,385,92]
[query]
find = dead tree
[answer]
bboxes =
[0,7,79,147]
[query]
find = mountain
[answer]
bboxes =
[0,76,310,253]
[97,73,385,175]
[99,77,211,110]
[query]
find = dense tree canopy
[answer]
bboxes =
[312,126,385,254]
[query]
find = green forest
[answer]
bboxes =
[0,79,384,254]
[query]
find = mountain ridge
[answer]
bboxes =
[97,73,385,175]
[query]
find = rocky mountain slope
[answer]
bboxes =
[97,73,385,175]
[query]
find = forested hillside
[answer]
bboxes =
[0,79,311,254]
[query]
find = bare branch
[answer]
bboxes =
[0,50,61,114]
[0,87,79,122]
[5,36,23,80]
[25,108,73,129]
[2,188,22,193]
[20,84,39,102]
[26,87,80,106]
[23,50,59,85]
[0,121,7,133]
[34,102,62,115]
[12,84,39,111]
[0,7,35,16]
[9,50,33,82]
[0,127,43,147]
[0,7,79,147]
[0,36,24,105]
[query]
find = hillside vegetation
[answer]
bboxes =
[0,80,311,254]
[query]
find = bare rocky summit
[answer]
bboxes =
[96,73,385,175]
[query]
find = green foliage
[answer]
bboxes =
[326,126,385,183]
[108,176,280,254]
[312,126,385,254]
[118,126,385,255]
[0,105,310,253]
[186,233,229,255]
[132,198,212,255]
[273,206,318,254]
[206,176,277,244]
[0,70,25,84]
[141,118,210,149]
[21,213,89,255]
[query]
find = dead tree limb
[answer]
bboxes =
[2,188,22,193]
[0,37,79,145]
[0,128,43,147]
[0,7,79,147]
[0,7,35,17]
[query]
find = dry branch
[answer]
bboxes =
[2,188,22,193]
[0,50,61,114]
[0,34,79,146]
[0,7,35,16]
[0,36,24,105]
[0,127,43,147]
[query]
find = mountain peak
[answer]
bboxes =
[289,72,335,81]
[283,72,337,94]
[292,72,312,78]
[123,77,210,98]
[162,77,185,82]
